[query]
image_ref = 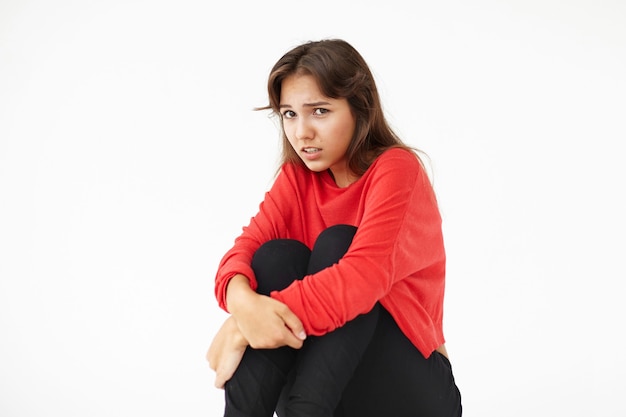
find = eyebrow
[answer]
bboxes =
[279,101,332,109]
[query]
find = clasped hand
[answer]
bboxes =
[207,277,306,388]
[231,291,307,350]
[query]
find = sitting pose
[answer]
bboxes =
[208,38,462,417]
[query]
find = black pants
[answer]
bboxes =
[224,225,462,417]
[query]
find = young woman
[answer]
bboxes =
[207,39,462,417]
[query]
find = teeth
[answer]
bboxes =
[304,148,320,153]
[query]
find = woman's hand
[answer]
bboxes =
[207,273,307,389]
[226,275,307,350]
[207,315,248,389]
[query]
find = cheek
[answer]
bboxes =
[284,128,295,143]
[282,125,294,144]
[337,121,356,148]
[284,131,298,151]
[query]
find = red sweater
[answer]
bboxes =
[214,148,446,358]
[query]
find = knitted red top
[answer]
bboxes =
[214,148,446,358]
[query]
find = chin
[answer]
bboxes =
[304,164,328,173]
[299,160,327,173]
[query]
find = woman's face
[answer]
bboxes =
[279,73,357,187]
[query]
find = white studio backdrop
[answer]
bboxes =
[1,0,624,416]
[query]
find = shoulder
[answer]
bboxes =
[272,161,319,192]
[374,147,421,167]
[279,161,310,176]
[277,161,314,184]
[364,148,436,203]
[368,148,424,180]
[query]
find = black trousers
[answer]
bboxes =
[224,225,462,417]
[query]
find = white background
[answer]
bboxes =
[1,0,625,416]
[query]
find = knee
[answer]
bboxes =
[253,239,311,266]
[311,224,358,260]
[251,239,311,295]
[317,224,358,244]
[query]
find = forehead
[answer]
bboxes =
[279,73,328,103]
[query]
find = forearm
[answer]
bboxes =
[207,315,248,389]
[225,273,306,349]
[225,274,257,315]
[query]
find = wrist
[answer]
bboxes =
[225,315,249,348]
[226,274,257,314]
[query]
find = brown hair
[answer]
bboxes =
[258,38,421,176]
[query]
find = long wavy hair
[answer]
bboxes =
[257,39,421,177]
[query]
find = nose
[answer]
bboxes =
[295,117,314,141]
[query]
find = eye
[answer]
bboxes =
[282,110,296,119]
[313,108,328,116]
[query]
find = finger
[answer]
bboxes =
[277,307,306,341]
[282,329,305,349]
[214,373,226,389]
[206,348,214,368]
[276,318,305,349]
[207,343,220,371]
[214,347,245,388]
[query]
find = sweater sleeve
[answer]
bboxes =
[213,167,294,312]
[271,149,445,336]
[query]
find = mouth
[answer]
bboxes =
[302,147,321,153]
